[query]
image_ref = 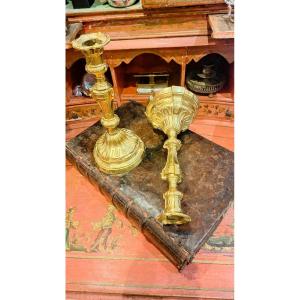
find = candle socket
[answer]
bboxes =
[145,86,199,225]
[72,33,144,175]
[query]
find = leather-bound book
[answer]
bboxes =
[66,101,234,270]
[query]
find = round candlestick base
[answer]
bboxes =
[93,128,145,176]
[157,211,192,225]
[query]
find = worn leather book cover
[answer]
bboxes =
[66,101,234,270]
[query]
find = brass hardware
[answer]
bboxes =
[145,86,199,225]
[72,33,144,175]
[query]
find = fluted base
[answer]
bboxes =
[93,128,144,176]
[157,211,192,225]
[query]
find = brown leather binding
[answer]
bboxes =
[66,101,234,270]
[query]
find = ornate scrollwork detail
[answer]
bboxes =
[66,104,101,122]
[107,50,184,68]
[198,102,234,120]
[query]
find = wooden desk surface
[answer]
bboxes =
[66,120,234,299]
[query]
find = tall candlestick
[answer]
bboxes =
[72,32,144,175]
[146,86,199,224]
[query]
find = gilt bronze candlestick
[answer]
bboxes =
[146,86,199,225]
[72,33,144,175]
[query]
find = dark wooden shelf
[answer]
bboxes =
[120,87,149,102]
[67,96,95,106]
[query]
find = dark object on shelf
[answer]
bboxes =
[186,64,226,95]
[224,0,234,23]
[71,0,95,9]
[66,23,83,48]
[81,73,96,96]
[72,85,84,97]
[108,0,137,8]
[66,101,234,271]
[134,73,169,94]
[72,73,96,97]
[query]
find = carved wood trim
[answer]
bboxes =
[180,62,187,86]
[105,49,186,68]
[66,102,118,123]
[197,102,234,120]
[67,39,233,69]
[142,0,225,8]
[66,100,233,125]
[186,45,234,64]
[66,104,101,122]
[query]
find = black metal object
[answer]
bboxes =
[186,64,226,95]
[71,0,95,9]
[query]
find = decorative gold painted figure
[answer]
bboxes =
[65,207,79,251]
[72,33,144,175]
[145,86,199,225]
[90,205,123,252]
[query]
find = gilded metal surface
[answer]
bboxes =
[145,86,199,225]
[72,33,144,175]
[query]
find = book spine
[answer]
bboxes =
[112,191,191,269]
[66,146,191,270]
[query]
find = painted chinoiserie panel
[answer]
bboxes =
[66,166,233,299]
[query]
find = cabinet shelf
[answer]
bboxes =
[67,96,95,106]
[120,87,150,103]
[66,5,234,123]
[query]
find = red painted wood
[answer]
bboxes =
[66,123,234,299]
[104,36,209,51]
